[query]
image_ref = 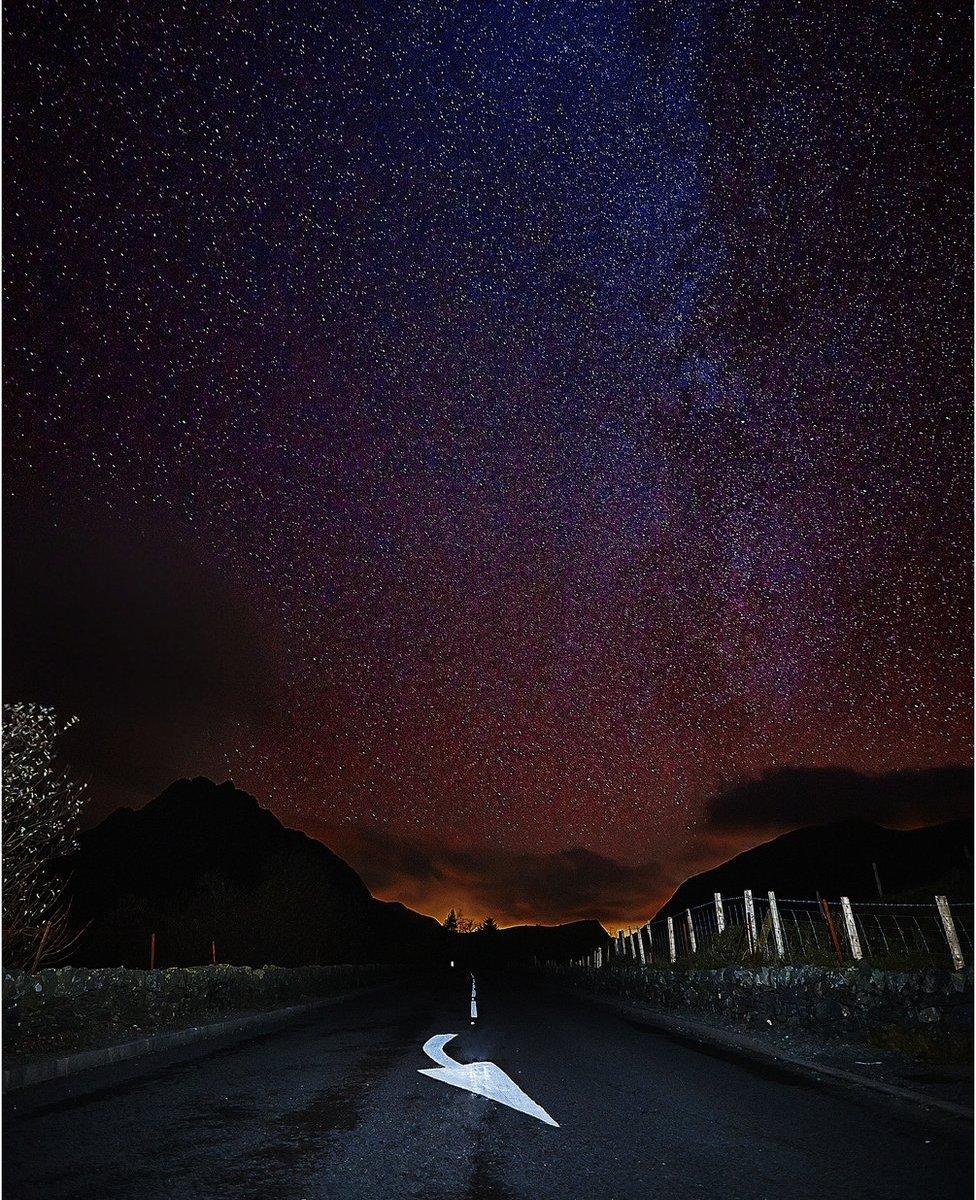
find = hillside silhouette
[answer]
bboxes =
[63,778,610,968]
[65,778,442,967]
[657,817,972,919]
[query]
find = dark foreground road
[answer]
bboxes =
[4,972,971,1200]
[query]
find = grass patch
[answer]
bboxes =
[867,1024,973,1065]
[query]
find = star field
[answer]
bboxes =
[4,0,972,919]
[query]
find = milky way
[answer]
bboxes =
[4,1,972,921]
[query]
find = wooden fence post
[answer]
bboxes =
[645,923,653,964]
[149,931,157,970]
[819,898,844,964]
[840,897,862,961]
[743,890,757,955]
[29,921,53,975]
[714,892,725,934]
[685,909,697,955]
[636,925,646,964]
[667,916,676,964]
[211,940,217,965]
[935,895,965,970]
[767,891,785,958]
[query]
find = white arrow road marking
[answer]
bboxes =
[418,1034,559,1127]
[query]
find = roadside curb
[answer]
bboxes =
[3,983,392,1095]
[540,982,974,1121]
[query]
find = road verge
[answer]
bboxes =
[4,977,396,1095]
[534,978,974,1121]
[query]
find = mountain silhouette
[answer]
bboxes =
[65,778,442,967]
[444,919,611,971]
[656,817,972,919]
[494,920,610,960]
[62,778,610,968]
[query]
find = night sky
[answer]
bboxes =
[4,1,972,926]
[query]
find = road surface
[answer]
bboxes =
[4,972,971,1199]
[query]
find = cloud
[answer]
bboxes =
[706,765,973,832]
[310,822,667,928]
[310,765,973,928]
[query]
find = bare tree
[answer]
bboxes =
[2,703,87,970]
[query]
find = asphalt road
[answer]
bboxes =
[4,972,971,1200]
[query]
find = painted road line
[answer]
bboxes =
[470,975,478,1022]
[418,1034,559,1127]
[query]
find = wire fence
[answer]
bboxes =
[570,892,973,972]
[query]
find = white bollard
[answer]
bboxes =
[840,896,862,961]
[714,892,725,934]
[744,890,757,954]
[667,916,676,963]
[936,895,966,970]
[685,909,697,955]
[767,891,785,958]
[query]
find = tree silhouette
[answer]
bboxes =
[479,916,498,934]
[444,908,477,933]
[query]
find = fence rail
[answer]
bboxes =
[568,893,973,972]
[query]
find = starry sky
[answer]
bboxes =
[4,0,972,926]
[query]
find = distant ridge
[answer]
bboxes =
[656,818,973,919]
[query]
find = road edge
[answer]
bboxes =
[537,981,974,1121]
[3,983,393,1095]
